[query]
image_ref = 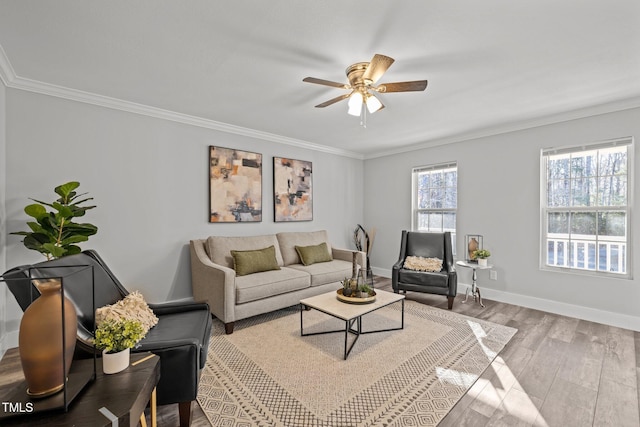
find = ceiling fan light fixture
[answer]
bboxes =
[365,94,383,114]
[303,53,428,119]
[347,92,363,116]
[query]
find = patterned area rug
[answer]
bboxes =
[197,299,517,426]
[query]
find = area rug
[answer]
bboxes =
[197,300,517,426]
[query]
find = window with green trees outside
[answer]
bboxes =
[541,137,632,277]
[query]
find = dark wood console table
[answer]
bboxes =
[0,348,160,427]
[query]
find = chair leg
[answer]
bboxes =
[224,322,235,334]
[179,401,192,427]
[447,296,454,310]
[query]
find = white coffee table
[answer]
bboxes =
[300,289,405,360]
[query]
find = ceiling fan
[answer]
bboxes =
[303,54,428,117]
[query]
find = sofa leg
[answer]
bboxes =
[224,322,235,334]
[447,296,454,310]
[179,401,192,427]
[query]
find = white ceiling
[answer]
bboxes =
[0,1,639,158]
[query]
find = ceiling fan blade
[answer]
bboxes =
[362,54,395,84]
[377,80,428,93]
[303,77,349,89]
[315,93,350,108]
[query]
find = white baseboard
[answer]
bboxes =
[372,267,640,332]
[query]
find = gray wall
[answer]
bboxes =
[3,89,363,343]
[364,107,640,329]
[0,80,6,354]
[2,83,639,343]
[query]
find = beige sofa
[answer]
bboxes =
[190,230,366,334]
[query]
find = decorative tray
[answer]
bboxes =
[336,288,377,304]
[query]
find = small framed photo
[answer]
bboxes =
[465,235,483,262]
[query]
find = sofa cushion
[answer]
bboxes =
[231,245,281,276]
[235,267,310,304]
[288,259,352,287]
[295,242,333,266]
[276,230,331,266]
[207,235,284,269]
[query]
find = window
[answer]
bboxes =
[541,137,633,277]
[412,162,457,242]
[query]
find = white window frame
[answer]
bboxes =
[540,137,633,279]
[411,162,457,247]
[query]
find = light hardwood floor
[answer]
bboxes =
[149,277,640,426]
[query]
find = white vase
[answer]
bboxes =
[478,258,488,267]
[102,348,130,374]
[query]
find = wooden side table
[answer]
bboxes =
[0,348,160,427]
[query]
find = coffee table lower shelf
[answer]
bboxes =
[300,290,405,360]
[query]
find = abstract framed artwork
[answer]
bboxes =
[209,146,262,222]
[273,157,313,222]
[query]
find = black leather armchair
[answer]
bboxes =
[392,231,457,309]
[4,250,212,427]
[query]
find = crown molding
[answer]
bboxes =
[12,76,364,159]
[0,43,363,160]
[4,41,639,163]
[364,96,640,160]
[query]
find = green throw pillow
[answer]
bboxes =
[295,242,333,266]
[231,245,281,276]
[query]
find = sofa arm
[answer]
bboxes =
[332,248,367,277]
[189,240,237,323]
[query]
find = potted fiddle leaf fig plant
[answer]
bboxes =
[12,181,98,260]
[9,181,98,395]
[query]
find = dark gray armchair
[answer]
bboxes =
[4,250,212,427]
[392,231,457,309]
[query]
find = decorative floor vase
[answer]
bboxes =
[102,348,130,374]
[18,279,78,398]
